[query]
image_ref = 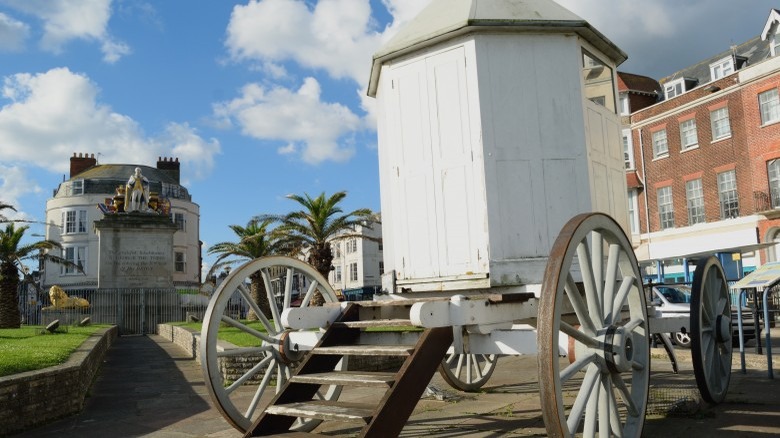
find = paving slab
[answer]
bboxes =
[12,331,780,437]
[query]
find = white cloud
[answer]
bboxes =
[225,0,383,87]
[0,12,28,51]
[1,0,129,63]
[0,164,41,221]
[213,77,360,164]
[165,122,222,184]
[0,67,220,181]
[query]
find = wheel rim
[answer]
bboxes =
[690,256,732,404]
[439,353,498,392]
[200,256,343,432]
[675,331,691,347]
[538,213,649,438]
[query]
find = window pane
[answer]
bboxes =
[718,170,739,218]
[760,89,780,125]
[769,160,780,208]
[582,50,615,113]
[680,119,698,150]
[711,107,731,140]
[657,186,675,230]
[686,179,705,225]
[652,129,668,158]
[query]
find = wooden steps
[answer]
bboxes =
[265,401,374,422]
[243,302,453,437]
[290,371,397,387]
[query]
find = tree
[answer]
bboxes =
[0,202,16,223]
[260,191,376,305]
[207,218,281,320]
[0,222,67,328]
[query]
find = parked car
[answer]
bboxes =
[649,284,756,348]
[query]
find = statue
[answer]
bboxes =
[125,167,151,212]
[45,285,90,309]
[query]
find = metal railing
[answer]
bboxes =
[18,287,224,335]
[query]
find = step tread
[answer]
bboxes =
[266,401,374,423]
[314,344,414,356]
[334,319,414,328]
[291,371,397,386]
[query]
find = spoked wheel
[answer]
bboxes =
[538,213,650,437]
[690,256,732,404]
[439,353,498,392]
[200,256,343,433]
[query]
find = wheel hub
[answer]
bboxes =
[715,315,732,344]
[276,330,305,364]
[604,325,634,373]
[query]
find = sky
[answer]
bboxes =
[1,0,778,277]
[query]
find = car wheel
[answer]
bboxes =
[673,331,692,348]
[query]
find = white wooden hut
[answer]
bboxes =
[369,0,629,293]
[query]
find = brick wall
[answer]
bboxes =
[629,71,780,234]
[0,326,118,436]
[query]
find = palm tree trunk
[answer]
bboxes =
[248,273,272,320]
[308,245,333,306]
[0,262,21,328]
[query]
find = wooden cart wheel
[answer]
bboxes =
[200,256,343,433]
[538,213,650,437]
[690,256,732,404]
[439,353,498,392]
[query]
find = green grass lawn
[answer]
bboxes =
[0,325,107,377]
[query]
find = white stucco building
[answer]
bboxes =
[42,153,201,290]
[328,222,383,300]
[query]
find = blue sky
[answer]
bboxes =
[1,0,777,276]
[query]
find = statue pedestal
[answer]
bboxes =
[94,214,178,289]
[41,309,91,326]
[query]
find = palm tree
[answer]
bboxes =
[0,223,67,328]
[207,218,281,319]
[0,202,16,222]
[260,191,376,305]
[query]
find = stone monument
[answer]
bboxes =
[94,168,178,288]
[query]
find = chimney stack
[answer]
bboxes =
[156,156,181,183]
[69,152,97,178]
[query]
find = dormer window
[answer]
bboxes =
[665,79,685,99]
[710,56,734,81]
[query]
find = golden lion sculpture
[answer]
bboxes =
[47,285,90,309]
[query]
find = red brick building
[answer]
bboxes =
[625,9,780,281]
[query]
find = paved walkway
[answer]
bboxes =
[15,333,780,437]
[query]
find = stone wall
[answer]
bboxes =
[0,326,118,436]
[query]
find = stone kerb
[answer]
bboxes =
[0,326,118,436]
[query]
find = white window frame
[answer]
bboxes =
[623,129,635,169]
[664,78,685,99]
[685,179,705,225]
[175,251,186,272]
[627,190,639,235]
[346,238,357,254]
[710,56,734,81]
[718,170,739,219]
[769,160,780,208]
[62,209,87,234]
[349,262,358,282]
[332,242,341,258]
[334,265,342,283]
[760,89,780,125]
[657,186,675,230]
[710,107,731,141]
[62,245,87,275]
[652,129,669,159]
[72,179,84,195]
[173,212,186,231]
[619,94,630,115]
[679,119,698,151]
